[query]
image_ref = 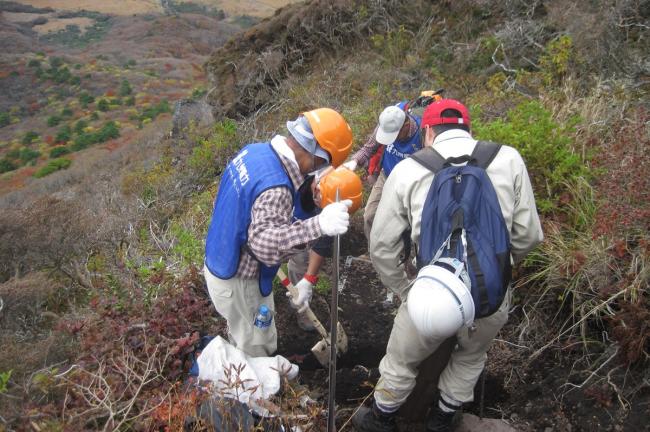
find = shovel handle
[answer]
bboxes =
[276,268,330,340]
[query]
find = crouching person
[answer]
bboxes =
[286,166,363,330]
[353,99,543,431]
[203,108,353,357]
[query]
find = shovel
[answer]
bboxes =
[276,268,348,367]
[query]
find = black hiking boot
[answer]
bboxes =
[352,403,397,432]
[426,405,458,432]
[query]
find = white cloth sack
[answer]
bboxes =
[197,336,299,415]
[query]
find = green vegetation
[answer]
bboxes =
[169,1,225,18]
[190,86,206,100]
[231,14,258,28]
[18,147,41,164]
[119,79,132,97]
[40,13,112,48]
[55,125,72,144]
[472,100,586,213]
[71,121,120,151]
[134,100,171,127]
[0,370,11,394]
[0,112,10,128]
[0,158,16,173]
[60,107,73,118]
[78,91,95,108]
[28,59,41,68]
[188,119,238,182]
[33,158,72,178]
[21,131,39,145]
[47,115,62,127]
[97,98,110,112]
[49,146,71,158]
[74,119,88,134]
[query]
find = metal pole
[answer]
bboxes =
[327,188,340,432]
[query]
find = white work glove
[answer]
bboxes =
[318,199,352,236]
[342,160,358,171]
[287,277,314,313]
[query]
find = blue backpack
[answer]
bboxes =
[412,141,511,318]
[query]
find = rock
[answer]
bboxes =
[456,413,518,432]
[171,98,214,138]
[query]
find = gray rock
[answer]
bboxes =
[171,98,214,138]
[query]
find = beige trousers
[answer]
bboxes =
[374,289,511,412]
[204,266,277,357]
[363,171,387,246]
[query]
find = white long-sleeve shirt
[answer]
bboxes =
[369,129,544,297]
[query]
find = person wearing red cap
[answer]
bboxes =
[352,99,543,431]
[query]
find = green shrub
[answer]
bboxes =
[96,121,120,142]
[119,79,132,96]
[125,95,135,106]
[47,115,62,127]
[0,158,16,173]
[472,100,588,213]
[74,119,88,134]
[69,75,81,86]
[71,121,120,151]
[191,86,207,100]
[21,131,39,145]
[188,119,238,181]
[79,91,94,108]
[97,99,109,112]
[0,370,11,394]
[18,147,41,164]
[28,59,41,68]
[0,112,10,128]
[55,125,72,143]
[60,107,73,118]
[139,99,170,123]
[170,223,203,266]
[90,112,99,120]
[49,146,71,158]
[49,57,64,69]
[33,158,72,178]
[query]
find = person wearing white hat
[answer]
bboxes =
[342,102,423,245]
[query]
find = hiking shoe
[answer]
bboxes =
[352,404,397,432]
[426,406,458,432]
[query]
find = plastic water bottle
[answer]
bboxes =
[253,304,272,329]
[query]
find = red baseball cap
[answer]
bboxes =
[421,99,471,129]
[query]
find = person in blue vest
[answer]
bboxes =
[203,108,354,357]
[342,103,422,245]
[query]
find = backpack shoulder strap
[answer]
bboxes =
[471,141,502,169]
[410,147,447,174]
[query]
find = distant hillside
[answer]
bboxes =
[0,0,647,430]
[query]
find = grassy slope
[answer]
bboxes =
[0,0,648,429]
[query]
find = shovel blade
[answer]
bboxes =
[335,322,348,354]
[311,339,330,367]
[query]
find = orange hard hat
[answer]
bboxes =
[303,108,353,167]
[318,166,363,214]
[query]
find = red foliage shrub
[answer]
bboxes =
[592,108,650,238]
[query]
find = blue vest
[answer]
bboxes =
[293,176,320,221]
[205,143,294,296]
[381,101,422,177]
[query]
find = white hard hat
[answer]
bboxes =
[407,258,475,339]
